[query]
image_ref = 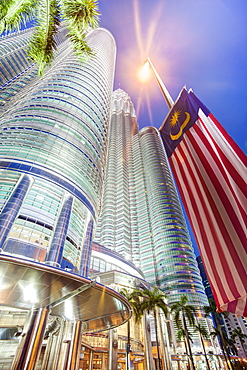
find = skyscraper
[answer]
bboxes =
[0,27,116,275]
[95,89,208,309]
[0,28,132,370]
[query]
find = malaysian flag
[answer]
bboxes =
[159,89,247,317]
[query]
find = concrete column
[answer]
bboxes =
[41,334,57,369]
[11,307,50,370]
[56,321,72,370]
[67,320,83,370]
[45,195,73,267]
[89,350,94,370]
[41,319,66,370]
[108,329,118,370]
[0,174,32,249]
[57,320,83,370]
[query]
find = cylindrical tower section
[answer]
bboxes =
[0,27,68,111]
[0,29,35,88]
[139,126,207,308]
[0,28,116,274]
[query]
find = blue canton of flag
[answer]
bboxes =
[159,89,209,157]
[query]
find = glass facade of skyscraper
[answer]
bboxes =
[95,89,208,308]
[0,28,116,275]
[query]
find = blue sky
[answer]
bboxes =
[98,0,247,255]
[99,0,247,153]
[6,1,245,255]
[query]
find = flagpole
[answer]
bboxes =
[147,58,174,110]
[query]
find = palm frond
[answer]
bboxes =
[67,29,93,60]
[171,295,196,328]
[62,0,100,30]
[0,0,13,19]
[231,328,247,341]
[170,302,180,312]
[135,287,169,320]
[184,306,196,327]
[158,300,169,317]
[62,0,99,61]
[120,288,144,323]
[120,288,132,301]
[177,328,193,343]
[203,298,216,316]
[177,328,186,341]
[174,311,182,329]
[0,0,36,34]
[194,324,209,340]
[27,0,60,75]
[210,329,220,340]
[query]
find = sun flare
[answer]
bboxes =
[137,61,151,83]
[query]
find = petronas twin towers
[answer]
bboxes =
[0,27,207,310]
[95,88,207,308]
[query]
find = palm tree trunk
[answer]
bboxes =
[153,310,162,370]
[221,344,231,370]
[157,310,172,370]
[199,332,211,370]
[215,321,233,370]
[143,314,156,370]
[126,320,130,370]
[225,346,235,370]
[182,314,196,370]
[239,339,247,358]
[183,336,190,367]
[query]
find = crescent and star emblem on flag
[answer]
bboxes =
[169,110,191,140]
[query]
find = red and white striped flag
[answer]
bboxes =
[160,89,247,316]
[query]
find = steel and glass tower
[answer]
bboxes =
[0,27,116,275]
[95,89,208,308]
[0,28,136,370]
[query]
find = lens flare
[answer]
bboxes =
[137,61,151,82]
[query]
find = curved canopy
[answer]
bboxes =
[0,254,131,333]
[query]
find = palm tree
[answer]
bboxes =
[177,328,193,357]
[231,328,247,358]
[203,298,229,326]
[0,0,100,75]
[170,295,196,370]
[204,299,232,370]
[134,287,169,370]
[210,328,234,370]
[194,322,211,370]
[120,288,143,370]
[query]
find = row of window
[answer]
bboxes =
[0,143,101,202]
[1,125,101,171]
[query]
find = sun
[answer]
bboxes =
[170,110,181,127]
[137,61,151,82]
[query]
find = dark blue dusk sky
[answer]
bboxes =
[98,0,247,255]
